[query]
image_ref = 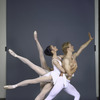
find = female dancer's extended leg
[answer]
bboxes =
[34,31,50,71]
[8,49,47,76]
[4,76,52,89]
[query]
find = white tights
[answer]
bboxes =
[45,77,80,100]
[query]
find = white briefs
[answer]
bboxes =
[44,57,74,86]
[44,58,62,85]
[44,71,59,85]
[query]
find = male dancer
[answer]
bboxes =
[45,32,93,100]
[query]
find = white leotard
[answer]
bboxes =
[44,56,74,86]
[44,58,62,85]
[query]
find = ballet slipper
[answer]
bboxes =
[34,31,38,41]
[4,85,17,89]
[8,49,17,57]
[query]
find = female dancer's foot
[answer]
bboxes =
[4,85,17,89]
[34,31,38,41]
[8,49,17,57]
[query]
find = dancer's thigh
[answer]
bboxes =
[64,83,79,97]
[35,83,53,100]
[25,59,47,75]
[31,76,52,83]
[45,77,64,100]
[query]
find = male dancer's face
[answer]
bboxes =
[67,43,74,52]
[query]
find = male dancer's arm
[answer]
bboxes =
[67,65,77,80]
[73,32,93,58]
[62,59,72,76]
[68,33,93,79]
[62,58,77,80]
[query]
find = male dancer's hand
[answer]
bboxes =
[88,32,93,40]
[59,72,63,76]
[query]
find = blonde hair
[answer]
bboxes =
[62,42,70,54]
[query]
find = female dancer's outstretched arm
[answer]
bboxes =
[8,49,46,76]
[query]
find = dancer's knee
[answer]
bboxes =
[77,92,80,99]
[78,92,80,99]
[74,92,80,100]
[35,96,41,100]
[35,94,44,100]
[45,93,56,100]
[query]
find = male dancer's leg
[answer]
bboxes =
[45,77,64,100]
[64,83,80,100]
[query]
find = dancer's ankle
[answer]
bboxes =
[13,85,17,88]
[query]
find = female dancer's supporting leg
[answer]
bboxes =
[35,82,53,100]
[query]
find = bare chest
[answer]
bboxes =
[69,57,78,68]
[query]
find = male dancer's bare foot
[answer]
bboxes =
[34,31,38,41]
[8,49,17,57]
[4,85,17,89]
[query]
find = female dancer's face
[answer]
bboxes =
[50,45,58,53]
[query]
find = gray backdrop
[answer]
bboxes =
[6,0,96,100]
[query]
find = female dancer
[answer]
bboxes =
[4,44,65,90]
[4,31,63,100]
